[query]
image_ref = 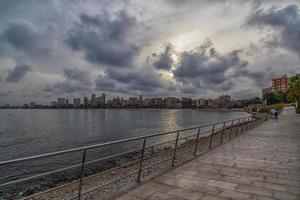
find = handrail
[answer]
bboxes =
[0,115,251,166]
[0,113,267,200]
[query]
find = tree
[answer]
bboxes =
[265,91,285,105]
[287,74,300,108]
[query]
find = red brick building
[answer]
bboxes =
[271,75,290,92]
[262,75,290,104]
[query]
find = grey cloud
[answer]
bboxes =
[63,68,92,85]
[247,4,300,56]
[230,64,278,88]
[44,81,91,95]
[5,64,32,83]
[173,45,245,91]
[152,43,175,70]
[95,74,116,91]
[0,22,50,56]
[107,68,164,90]
[94,67,176,96]
[44,68,92,94]
[65,11,139,67]
[172,38,277,91]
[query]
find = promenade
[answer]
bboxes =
[116,107,300,200]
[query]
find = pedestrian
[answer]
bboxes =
[274,109,278,119]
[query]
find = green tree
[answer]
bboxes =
[265,91,288,105]
[287,74,300,109]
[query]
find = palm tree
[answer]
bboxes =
[287,74,300,109]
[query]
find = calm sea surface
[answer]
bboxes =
[0,109,247,161]
[0,109,247,197]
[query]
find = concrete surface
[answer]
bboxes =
[116,107,300,200]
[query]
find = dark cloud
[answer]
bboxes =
[152,43,175,70]
[65,11,139,67]
[5,64,32,83]
[247,4,300,56]
[230,64,278,88]
[107,68,164,92]
[172,38,277,91]
[173,41,245,91]
[0,22,50,56]
[44,81,90,94]
[94,66,176,96]
[94,74,116,91]
[44,68,92,94]
[63,68,92,85]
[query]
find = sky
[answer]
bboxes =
[0,0,299,105]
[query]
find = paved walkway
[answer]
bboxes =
[116,107,300,200]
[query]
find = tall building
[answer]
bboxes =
[101,93,106,105]
[65,99,69,107]
[83,96,89,108]
[73,98,81,108]
[90,94,96,107]
[262,74,290,104]
[57,98,65,107]
[272,75,290,92]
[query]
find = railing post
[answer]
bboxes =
[241,118,246,134]
[194,127,201,156]
[236,119,240,137]
[151,146,154,155]
[209,124,215,149]
[137,138,147,183]
[220,122,226,144]
[77,149,87,200]
[171,131,180,167]
[229,120,234,140]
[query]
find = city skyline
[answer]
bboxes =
[1,1,300,104]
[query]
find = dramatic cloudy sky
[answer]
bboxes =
[0,0,299,104]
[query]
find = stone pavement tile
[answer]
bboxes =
[288,186,300,195]
[206,180,238,191]
[201,195,229,200]
[235,163,261,170]
[161,173,211,185]
[124,185,156,199]
[236,185,273,197]
[247,170,278,178]
[218,190,254,200]
[258,167,289,174]
[116,194,142,200]
[156,176,221,196]
[278,173,300,181]
[145,192,187,200]
[174,170,223,180]
[273,191,300,200]
[220,166,249,177]
[264,177,300,187]
[222,175,253,185]
[252,181,288,192]
[167,187,204,200]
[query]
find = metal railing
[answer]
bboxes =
[0,114,267,200]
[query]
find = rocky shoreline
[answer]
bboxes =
[11,121,249,200]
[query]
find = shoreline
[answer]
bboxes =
[3,118,254,200]
[0,107,246,112]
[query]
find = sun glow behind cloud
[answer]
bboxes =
[0,0,300,104]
